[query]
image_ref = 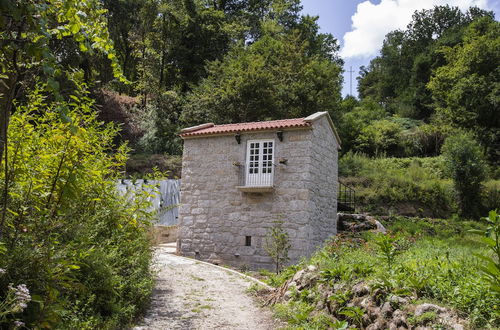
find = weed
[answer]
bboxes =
[408,311,437,326]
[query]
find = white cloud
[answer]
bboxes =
[340,0,489,59]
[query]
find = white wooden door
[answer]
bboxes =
[245,140,274,186]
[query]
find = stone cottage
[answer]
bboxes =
[177,112,341,270]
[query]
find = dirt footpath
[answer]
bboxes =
[133,245,281,330]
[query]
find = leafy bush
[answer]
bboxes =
[0,86,154,328]
[355,119,404,156]
[442,133,487,218]
[472,210,500,297]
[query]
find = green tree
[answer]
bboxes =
[264,220,291,273]
[138,91,184,155]
[355,119,404,156]
[442,133,487,218]
[338,98,387,153]
[357,6,493,120]
[472,210,500,297]
[181,19,342,125]
[427,16,500,162]
[0,0,124,165]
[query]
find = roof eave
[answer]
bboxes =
[304,111,342,150]
[180,125,312,139]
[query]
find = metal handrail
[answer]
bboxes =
[338,180,355,212]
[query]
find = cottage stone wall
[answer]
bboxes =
[308,117,338,250]
[178,118,338,270]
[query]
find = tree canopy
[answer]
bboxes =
[181,19,343,125]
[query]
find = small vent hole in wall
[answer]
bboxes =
[245,236,252,246]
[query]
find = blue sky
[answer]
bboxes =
[300,0,500,97]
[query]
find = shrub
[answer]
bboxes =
[472,211,500,297]
[355,119,404,156]
[0,85,154,328]
[442,133,487,218]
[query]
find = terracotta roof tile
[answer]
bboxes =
[180,118,311,137]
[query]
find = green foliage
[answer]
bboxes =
[428,16,500,161]
[442,133,487,218]
[137,91,183,155]
[273,301,314,326]
[472,210,500,297]
[338,306,364,328]
[0,0,124,84]
[0,0,126,170]
[264,220,292,274]
[355,119,404,156]
[0,85,154,328]
[356,5,497,163]
[338,97,446,158]
[181,20,342,125]
[357,5,493,120]
[339,153,454,217]
[408,311,438,326]
[374,234,399,271]
[338,98,387,153]
[272,216,499,328]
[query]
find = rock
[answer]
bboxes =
[307,265,317,272]
[371,288,385,305]
[374,219,387,233]
[451,324,464,330]
[390,309,407,328]
[290,268,318,290]
[291,269,305,283]
[366,306,381,321]
[283,290,293,301]
[366,318,386,330]
[388,295,409,308]
[352,281,370,297]
[359,296,374,309]
[337,213,387,233]
[414,303,446,317]
[380,301,393,318]
[362,313,371,325]
[333,283,346,292]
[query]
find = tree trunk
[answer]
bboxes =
[0,72,17,240]
[0,73,17,167]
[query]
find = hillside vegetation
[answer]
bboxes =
[339,153,500,218]
[262,215,500,329]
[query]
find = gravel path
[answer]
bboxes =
[133,245,281,330]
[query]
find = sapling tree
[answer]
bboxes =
[264,220,291,274]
